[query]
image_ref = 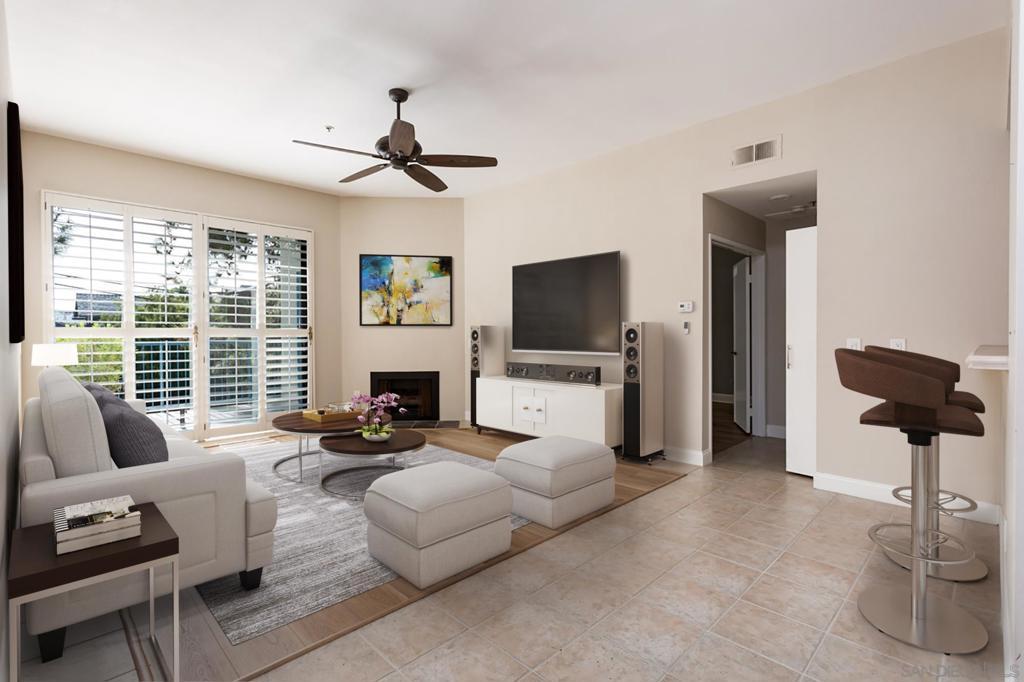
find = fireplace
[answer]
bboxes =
[370,371,440,421]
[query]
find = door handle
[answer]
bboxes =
[786,345,792,369]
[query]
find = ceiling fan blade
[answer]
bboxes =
[292,139,380,159]
[339,164,389,183]
[389,119,416,156]
[405,164,448,192]
[416,154,498,168]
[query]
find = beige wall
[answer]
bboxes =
[765,223,787,429]
[336,198,465,420]
[0,2,18,671]
[20,132,344,406]
[465,30,1010,505]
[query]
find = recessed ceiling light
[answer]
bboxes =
[768,193,790,201]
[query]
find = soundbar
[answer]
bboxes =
[505,362,601,386]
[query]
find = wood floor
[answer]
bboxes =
[711,400,751,454]
[137,428,688,681]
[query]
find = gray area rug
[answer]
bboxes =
[196,438,528,644]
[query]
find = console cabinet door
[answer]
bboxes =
[513,386,536,430]
[476,378,513,430]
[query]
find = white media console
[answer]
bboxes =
[474,376,623,447]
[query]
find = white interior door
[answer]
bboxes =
[785,226,818,476]
[733,257,751,433]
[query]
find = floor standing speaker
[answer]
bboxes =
[622,322,664,459]
[470,325,505,427]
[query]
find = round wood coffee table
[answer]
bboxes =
[318,430,427,499]
[270,411,392,482]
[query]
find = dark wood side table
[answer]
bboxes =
[270,411,392,482]
[7,502,180,682]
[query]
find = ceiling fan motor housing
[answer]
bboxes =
[375,135,421,160]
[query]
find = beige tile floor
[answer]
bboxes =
[258,437,1006,681]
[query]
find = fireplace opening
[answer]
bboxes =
[370,371,440,422]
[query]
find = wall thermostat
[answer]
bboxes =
[678,301,695,313]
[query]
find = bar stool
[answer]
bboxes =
[835,349,988,654]
[863,346,988,582]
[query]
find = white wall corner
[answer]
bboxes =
[814,472,1002,526]
[712,393,733,404]
[766,424,786,439]
[665,446,713,466]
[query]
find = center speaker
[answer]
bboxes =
[470,325,505,427]
[622,322,664,460]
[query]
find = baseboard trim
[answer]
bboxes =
[766,424,786,439]
[665,446,713,466]
[813,472,1001,525]
[712,393,733,404]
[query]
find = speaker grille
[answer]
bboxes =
[623,323,640,384]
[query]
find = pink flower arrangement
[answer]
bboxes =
[351,391,407,436]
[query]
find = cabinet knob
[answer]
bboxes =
[521,406,529,410]
[535,408,543,412]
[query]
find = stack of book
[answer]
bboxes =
[53,495,142,555]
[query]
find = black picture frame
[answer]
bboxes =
[7,101,24,344]
[359,254,454,327]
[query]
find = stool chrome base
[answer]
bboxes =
[858,583,988,654]
[883,547,989,582]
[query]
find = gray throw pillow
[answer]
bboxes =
[99,403,169,468]
[83,382,120,410]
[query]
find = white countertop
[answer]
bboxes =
[966,345,1008,371]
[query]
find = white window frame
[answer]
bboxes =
[42,190,316,441]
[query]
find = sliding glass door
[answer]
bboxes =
[45,192,314,440]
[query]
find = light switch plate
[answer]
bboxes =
[678,301,694,313]
[889,338,907,351]
[682,321,691,335]
[846,338,862,350]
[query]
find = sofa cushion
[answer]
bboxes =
[99,403,169,468]
[38,367,112,478]
[494,435,615,497]
[364,462,511,548]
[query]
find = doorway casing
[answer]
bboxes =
[706,233,767,457]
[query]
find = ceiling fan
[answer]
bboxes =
[765,199,817,218]
[292,88,497,192]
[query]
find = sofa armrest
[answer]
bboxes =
[20,452,247,528]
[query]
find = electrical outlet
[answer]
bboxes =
[682,321,691,335]
[889,338,907,351]
[846,338,862,350]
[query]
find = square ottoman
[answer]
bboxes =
[495,435,615,529]
[364,461,512,589]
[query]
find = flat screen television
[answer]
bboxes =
[512,251,621,354]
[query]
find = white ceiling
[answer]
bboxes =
[709,170,817,221]
[6,0,1008,198]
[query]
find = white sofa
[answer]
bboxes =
[19,368,277,660]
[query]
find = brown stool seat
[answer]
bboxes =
[948,390,985,414]
[860,401,984,437]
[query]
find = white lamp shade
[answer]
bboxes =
[31,343,79,367]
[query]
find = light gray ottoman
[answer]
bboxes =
[364,461,512,589]
[495,435,615,529]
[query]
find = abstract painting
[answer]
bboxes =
[359,254,453,326]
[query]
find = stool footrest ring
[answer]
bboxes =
[868,523,975,566]
[890,486,979,515]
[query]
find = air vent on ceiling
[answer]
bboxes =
[731,134,782,167]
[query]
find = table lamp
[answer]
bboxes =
[31,343,79,367]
